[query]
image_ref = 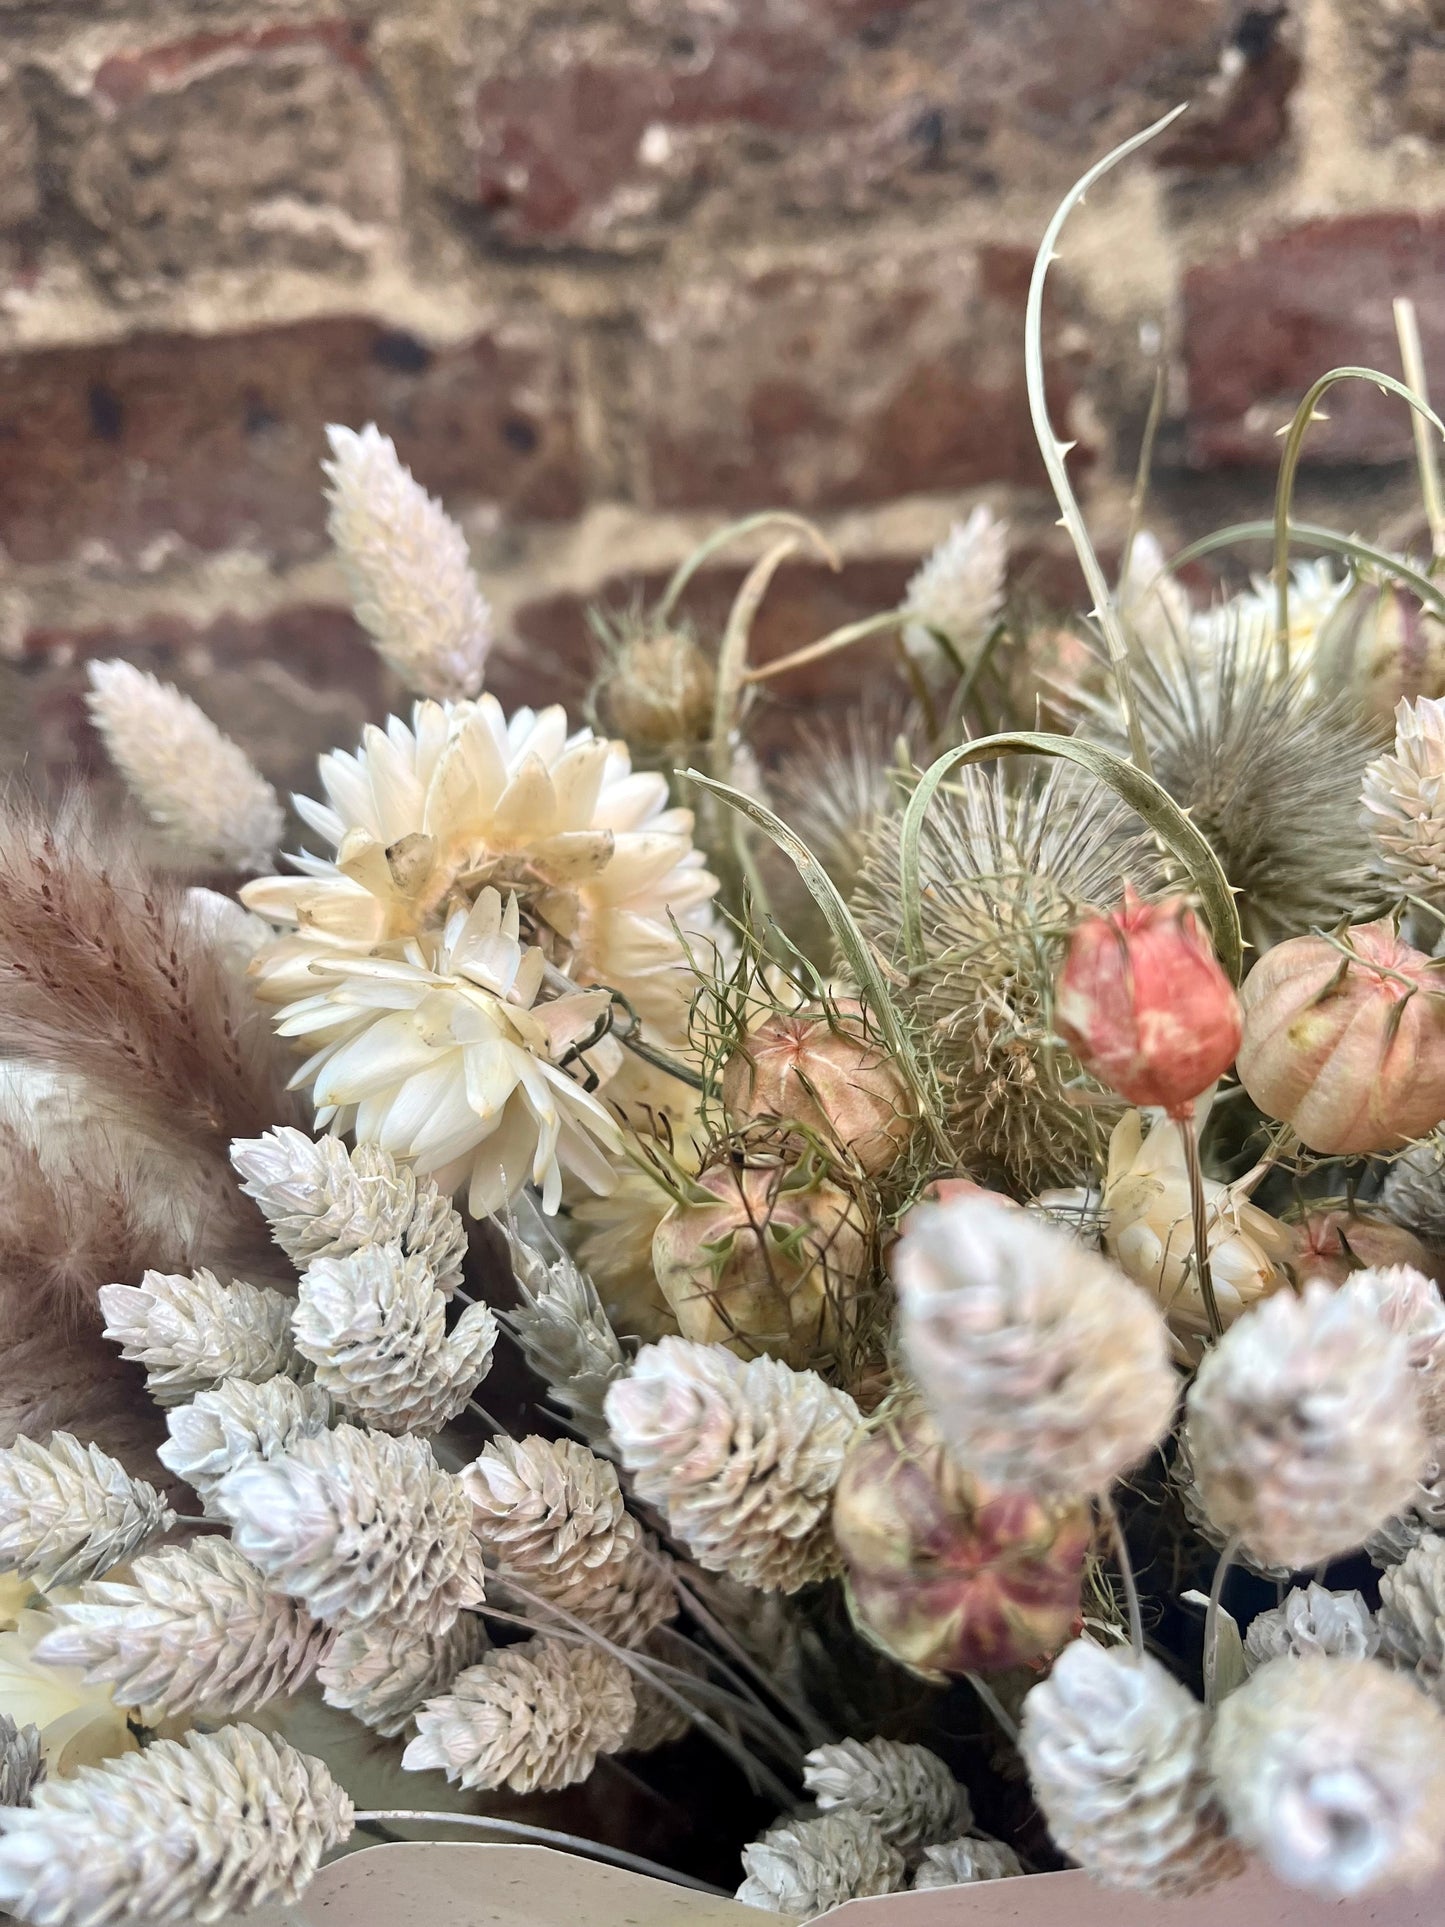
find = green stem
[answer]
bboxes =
[1204,1536,1241,1710]
[1179,1110,1224,1342]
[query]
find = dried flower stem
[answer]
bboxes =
[672,1570,831,1747]
[1204,1535,1241,1710]
[709,537,801,789]
[742,610,910,685]
[965,1672,1022,1746]
[1101,1493,1144,1659]
[655,513,838,625]
[1179,1116,1224,1341]
[1394,299,1445,566]
[352,1811,728,1895]
[1117,363,1168,607]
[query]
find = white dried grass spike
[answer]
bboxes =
[158,1377,334,1516]
[318,1614,489,1739]
[99,1269,300,1405]
[804,1736,966,1861]
[0,1433,173,1587]
[737,1809,906,1914]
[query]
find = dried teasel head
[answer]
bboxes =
[588,608,716,767]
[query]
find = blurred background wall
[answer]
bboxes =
[0,0,1440,798]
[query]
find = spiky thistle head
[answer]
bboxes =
[587,603,716,772]
[770,702,914,908]
[853,761,1165,1194]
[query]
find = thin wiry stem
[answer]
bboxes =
[965,1672,1021,1746]
[1395,298,1445,567]
[673,1571,832,1748]
[741,609,910,685]
[1099,1492,1144,1659]
[1204,1535,1241,1710]
[655,512,837,624]
[350,1812,724,1896]
[1117,361,1168,606]
[1179,1112,1224,1342]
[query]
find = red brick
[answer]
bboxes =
[0,314,583,568]
[633,241,1085,511]
[1155,9,1301,170]
[1184,213,1445,467]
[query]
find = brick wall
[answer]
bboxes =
[2,0,1444,798]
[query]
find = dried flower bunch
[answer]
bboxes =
[9,122,1445,1927]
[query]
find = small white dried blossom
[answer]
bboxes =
[98,1269,300,1406]
[896,1197,1177,1500]
[403,1636,635,1793]
[323,422,492,701]
[0,1723,354,1926]
[1212,1656,1445,1897]
[737,1809,906,1915]
[1369,1453,1445,1567]
[1185,1281,1428,1571]
[913,1836,1024,1888]
[1245,1583,1380,1673]
[232,1127,468,1293]
[1379,1535,1445,1702]
[0,1434,173,1587]
[1362,694,1445,899]
[34,1535,328,1720]
[500,1207,626,1446]
[317,1613,489,1739]
[804,1737,966,1862]
[902,507,1007,688]
[0,1717,42,1809]
[292,1244,497,1436]
[1338,1264,1445,1434]
[605,1337,860,1593]
[218,1424,485,1633]
[158,1377,334,1518]
[84,659,284,874]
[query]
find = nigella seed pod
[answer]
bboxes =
[591,622,715,759]
[1054,891,1241,1119]
[1237,919,1445,1155]
[721,1001,914,1176]
[832,1403,1093,1678]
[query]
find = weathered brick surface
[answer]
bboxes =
[1183,214,1445,467]
[0,313,582,567]
[0,66,40,232]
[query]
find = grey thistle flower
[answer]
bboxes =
[1379,1534,1445,1704]
[403,1636,635,1794]
[0,1718,42,1809]
[804,1736,967,1863]
[500,1204,627,1446]
[1021,1640,1243,1898]
[318,1614,490,1739]
[1212,1656,1445,1897]
[291,1243,497,1436]
[736,1810,906,1915]
[158,1377,334,1519]
[913,1836,1025,1888]
[1244,1583,1380,1674]
[0,1723,354,1927]
[34,1536,330,1720]
[218,1424,486,1633]
[1185,1280,1428,1571]
[231,1127,467,1295]
[0,1433,174,1587]
[98,1268,300,1406]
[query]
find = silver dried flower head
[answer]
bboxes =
[1381,1135,1445,1246]
[736,1809,906,1915]
[1185,1280,1428,1570]
[158,1376,334,1518]
[403,1636,635,1794]
[803,1737,966,1863]
[605,1336,860,1593]
[0,1433,174,1588]
[499,1205,627,1446]
[318,1614,489,1739]
[897,1196,1176,1500]
[0,1722,353,1927]
[34,1535,330,1721]
[98,1269,300,1406]
[0,1718,42,1810]
[1338,1263,1445,1434]
[231,1127,467,1293]
[1244,1583,1380,1673]
[1212,1655,1445,1897]
[292,1243,497,1436]
[1362,694,1445,900]
[1368,1452,1445,1567]
[85,659,284,875]
[218,1424,485,1633]
[902,507,1008,688]
[1379,1534,1445,1703]
[324,422,492,701]
[1021,1640,1243,1898]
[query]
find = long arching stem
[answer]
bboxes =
[349,1812,726,1896]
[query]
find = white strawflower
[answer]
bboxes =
[896,1196,1177,1500]
[1212,1656,1445,1897]
[737,1809,906,1914]
[605,1337,860,1593]
[0,1716,41,1808]
[218,1424,485,1633]
[0,1435,173,1587]
[1371,1453,1445,1566]
[33,1536,329,1720]
[1245,1583,1380,1674]
[914,1836,1024,1887]
[500,1207,626,1445]
[1338,1264,1445,1434]
[0,1723,353,1926]
[1185,1281,1428,1570]
[324,422,492,701]
[1021,1641,1242,1897]
[463,1435,674,1646]
[902,507,1007,687]
[1379,1535,1445,1702]
[98,1269,300,1405]
[158,1377,334,1518]
[1362,694,1445,899]
[317,1613,489,1738]
[403,1636,635,1793]
[84,659,284,874]
[232,1127,468,1293]
[803,1737,966,1862]
[241,694,720,1208]
[292,1243,497,1435]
